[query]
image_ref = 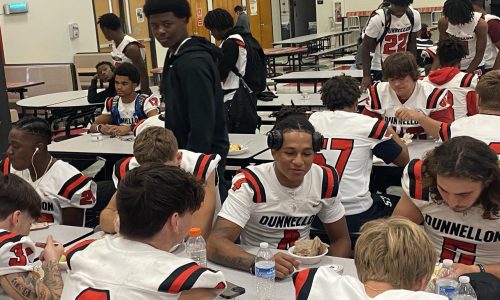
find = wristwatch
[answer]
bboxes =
[249,261,255,275]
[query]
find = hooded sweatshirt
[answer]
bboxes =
[425,67,479,119]
[161,36,229,164]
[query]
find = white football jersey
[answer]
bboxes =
[402,159,500,265]
[439,114,500,157]
[309,111,393,215]
[102,94,159,126]
[421,45,437,62]
[218,162,345,249]
[365,81,450,135]
[293,266,447,300]
[61,235,226,300]
[484,14,500,69]
[0,159,97,225]
[446,12,485,70]
[364,7,422,70]
[111,35,146,66]
[132,112,165,136]
[112,150,222,215]
[0,230,36,276]
[220,34,247,102]
[423,69,478,120]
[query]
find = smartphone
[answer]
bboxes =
[219,281,246,299]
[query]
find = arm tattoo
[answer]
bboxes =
[209,225,255,272]
[1,260,63,300]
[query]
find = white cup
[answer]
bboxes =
[90,133,103,142]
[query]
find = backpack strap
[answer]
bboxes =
[376,7,392,45]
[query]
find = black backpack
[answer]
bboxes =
[239,33,267,93]
[363,1,415,46]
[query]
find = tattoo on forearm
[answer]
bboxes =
[210,225,255,271]
[41,259,64,299]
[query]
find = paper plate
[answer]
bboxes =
[30,222,49,231]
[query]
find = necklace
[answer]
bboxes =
[364,283,391,292]
[34,156,54,189]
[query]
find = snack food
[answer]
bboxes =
[30,222,49,231]
[293,237,328,257]
[229,144,242,152]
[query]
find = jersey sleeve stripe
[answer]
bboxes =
[0,231,22,248]
[118,157,133,182]
[1,157,10,175]
[460,73,474,87]
[368,119,389,140]
[194,154,216,180]
[320,165,339,199]
[58,174,91,200]
[158,262,206,293]
[424,48,436,59]
[65,239,95,270]
[132,118,147,136]
[293,268,318,300]
[439,123,451,142]
[426,88,446,109]
[105,97,114,112]
[241,169,266,203]
[369,83,382,110]
[408,159,429,201]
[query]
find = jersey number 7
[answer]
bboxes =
[314,138,354,179]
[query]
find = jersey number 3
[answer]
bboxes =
[383,32,409,54]
[9,244,33,267]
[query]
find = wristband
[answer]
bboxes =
[249,261,255,275]
[477,263,486,273]
[96,124,102,133]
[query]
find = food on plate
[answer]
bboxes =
[30,222,49,230]
[293,236,328,257]
[229,144,243,152]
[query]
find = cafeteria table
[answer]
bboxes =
[29,225,94,258]
[272,70,363,92]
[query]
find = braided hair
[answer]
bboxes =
[270,106,315,135]
[437,37,467,67]
[13,117,52,145]
[204,8,234,31]
[443,0,474,25]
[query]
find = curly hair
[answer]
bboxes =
[443,0,474,25]
[204,8,234,31]
[320,76,361,110]
[422,136,500,217]
[437,37,467,67]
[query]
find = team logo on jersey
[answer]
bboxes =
[439,98,448,107]
[148,97,159,107]
[232,177,247,192]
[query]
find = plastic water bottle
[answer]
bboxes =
[436,259,458,299]
[453,276,477,300]
[186,227,207,267]
[255,242,275,300]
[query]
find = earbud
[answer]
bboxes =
[34,147,40,154]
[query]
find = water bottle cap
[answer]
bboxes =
[260,242,269,249]
[458,276,470,284]
[443,259,454,267]
[188,227,201,237]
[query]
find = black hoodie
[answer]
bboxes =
[161,36,229,164]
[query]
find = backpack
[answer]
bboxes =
[239,33,267,93]
[363,1,415,46]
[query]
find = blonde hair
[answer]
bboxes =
[476,70,500,110]
[133,127,178,165]
[354,217,436,290]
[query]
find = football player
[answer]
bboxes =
[62,163,226,299]
[393,136,500,278]
[207,108,350,279]
[2,117,96,226]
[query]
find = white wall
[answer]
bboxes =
[0,0,98,64]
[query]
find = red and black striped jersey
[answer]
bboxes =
[219,162,345,249]
[0,230,36,277]
[61,235,226,300]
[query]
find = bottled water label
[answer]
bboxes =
[437,279,458,299]
[256,266,275,280]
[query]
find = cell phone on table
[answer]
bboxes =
[219,281,245,299]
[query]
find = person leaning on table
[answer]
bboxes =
[293,217,447,300]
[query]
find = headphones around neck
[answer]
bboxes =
[267,130,323,152]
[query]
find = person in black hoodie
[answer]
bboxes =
[144,0,229,198]
[87,61,116,104]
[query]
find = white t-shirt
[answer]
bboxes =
[293,266,447,300]
[446,12,485,70]
[219,162,345,249]
[439,114,500,157]
[220,34,247,102]
[423,70,478,120]
[484,14,500,69]
[61,235,226,300]
[102,94,159,126]
[133,112,165,136]
[112,150,222,216]
[1,159,97,225]
[364,7,422,70]
[111,35,146,66]
[365,81,450,135]
[402,159,500,265]
[309,110,395,215]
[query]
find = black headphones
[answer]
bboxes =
[267,130,324,152]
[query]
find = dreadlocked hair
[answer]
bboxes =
[204,8,234,31]
[443,0,474,25]
[320,76,361,110]
[13,117,52,145]
[387,0,413,7]
[270,106,315,135]
[98,13,122,30]
[437,37,467,67]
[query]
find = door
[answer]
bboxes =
[212,0,241,21]
[188,0,210,39]
[247,0,273,48]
